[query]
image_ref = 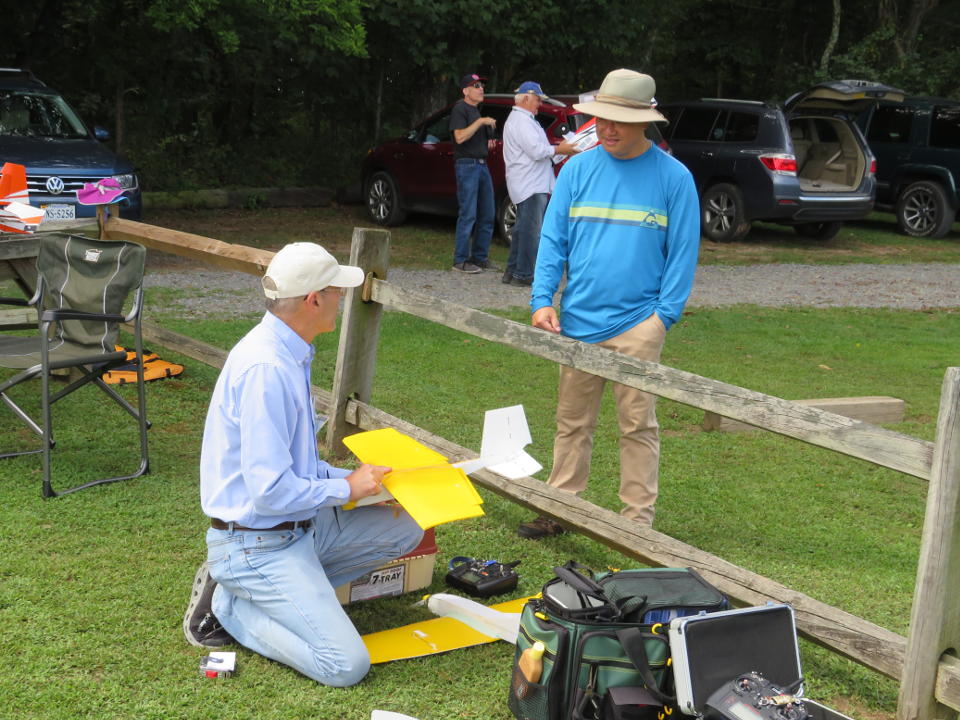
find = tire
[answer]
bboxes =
[794,221,843,241]
[896,181,954,238]
[365,171,407,226]
[496,194,516,246]
[701,183,750,242]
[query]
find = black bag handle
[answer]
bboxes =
[553,563,607,600]
[616,627,675,706]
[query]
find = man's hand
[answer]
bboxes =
[346,463,391,502]
[532,306,561,333]
[481,116,497,128]
[556,140,579,156]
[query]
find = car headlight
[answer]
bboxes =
[111,173,138,191]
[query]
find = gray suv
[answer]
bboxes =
[660,80,903,242]
[858,96,960,238]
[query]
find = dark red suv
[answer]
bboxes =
[361,94,584,242]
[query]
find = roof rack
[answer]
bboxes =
[0,68,43,85]
[699,98,765,105]
[483,93,568,107]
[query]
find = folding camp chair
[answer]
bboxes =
[0,233,150,497]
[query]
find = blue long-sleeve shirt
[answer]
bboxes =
[531,144,700,343]
[200,311,351,526]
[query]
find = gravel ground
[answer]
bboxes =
[145,258,959,318]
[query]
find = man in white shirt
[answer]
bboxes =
[182,242,423,686]
[502,81,577,286]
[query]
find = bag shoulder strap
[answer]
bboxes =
[616,627,675,705]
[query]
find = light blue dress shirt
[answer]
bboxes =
[200,311,351,526]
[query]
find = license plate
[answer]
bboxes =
[41,204,76,220]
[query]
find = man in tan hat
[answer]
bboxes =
[183,242,423,686]
[519,69,700,538]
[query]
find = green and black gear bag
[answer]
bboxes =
[508,562,728,720]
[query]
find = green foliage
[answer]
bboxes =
[3,0,960,190]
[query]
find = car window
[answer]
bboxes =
[0,91,87,139]
[481,104,512,140]
[930,105,960,150]
[567,112,590,132]
[534,112,554,131]
[420,113,452,143]
[671,107,722,141]
[812,118,839,142]
[723,111,759,142]
[867,104,915,143]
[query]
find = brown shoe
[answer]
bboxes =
[517,515,565,539]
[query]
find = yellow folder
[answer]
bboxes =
[342,428,485,529]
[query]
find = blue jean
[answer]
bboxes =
[506,192,549,280]
[453,160,494,265]
[206,505,423,686]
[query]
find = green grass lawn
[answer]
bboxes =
[1,294,956,719]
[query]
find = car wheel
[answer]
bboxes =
[701,183,750,242]
[794,221,843,241]
[365,171,407,226]
[496,195,516,246]
[896,181,954,238]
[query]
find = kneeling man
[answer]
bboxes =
[183,242,423,687]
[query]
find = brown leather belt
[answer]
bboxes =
[210,517,312,531]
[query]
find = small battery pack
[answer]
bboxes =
[199,651,236,678]
[445,557,519,598]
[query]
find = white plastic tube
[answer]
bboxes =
[425,593,521,644]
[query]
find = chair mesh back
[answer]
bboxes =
[37,235,146,353]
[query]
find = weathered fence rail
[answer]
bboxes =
[97,218,959,720]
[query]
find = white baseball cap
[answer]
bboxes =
[261,242,364,299]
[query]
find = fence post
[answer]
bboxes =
[898,367,960,720]
[324,227,391,457]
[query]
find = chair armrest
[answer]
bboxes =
[42,309,127,323]
[0,296,31,307]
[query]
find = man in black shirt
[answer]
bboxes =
[449,72,497,273]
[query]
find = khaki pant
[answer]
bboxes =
[547,313,666,526]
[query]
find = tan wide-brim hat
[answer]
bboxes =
[573,69,668,124]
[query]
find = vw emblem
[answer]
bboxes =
[45,176,65,195]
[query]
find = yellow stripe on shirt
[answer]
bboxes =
[569,204,668,230]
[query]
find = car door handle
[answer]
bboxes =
[896,152,909,160]
[393,152,405,160]
[700,151,714,159]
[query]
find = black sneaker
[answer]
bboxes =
[183,563,234,648]
[510,276,533,287]
[517,515,565,539]
[473,259,500,271]
[452,261,482,274]
[501,271,514,284]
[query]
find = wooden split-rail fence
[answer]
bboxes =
[92,216,960,720]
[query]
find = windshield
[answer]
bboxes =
[0,91,89,139]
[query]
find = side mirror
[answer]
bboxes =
[553,123,569,139]
[93,126,111,141]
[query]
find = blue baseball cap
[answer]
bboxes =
[515,81,550,100]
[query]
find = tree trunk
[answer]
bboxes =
[114,81,125,153]
[820,0,842,72]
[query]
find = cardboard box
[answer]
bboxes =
[335,528,437,605]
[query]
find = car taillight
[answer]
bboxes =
[759,153,797,175]
[869,159,877,175]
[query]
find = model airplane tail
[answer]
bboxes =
[0,162,45,234]
[454,404,543,480]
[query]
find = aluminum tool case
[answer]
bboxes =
[668,604,803,716]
